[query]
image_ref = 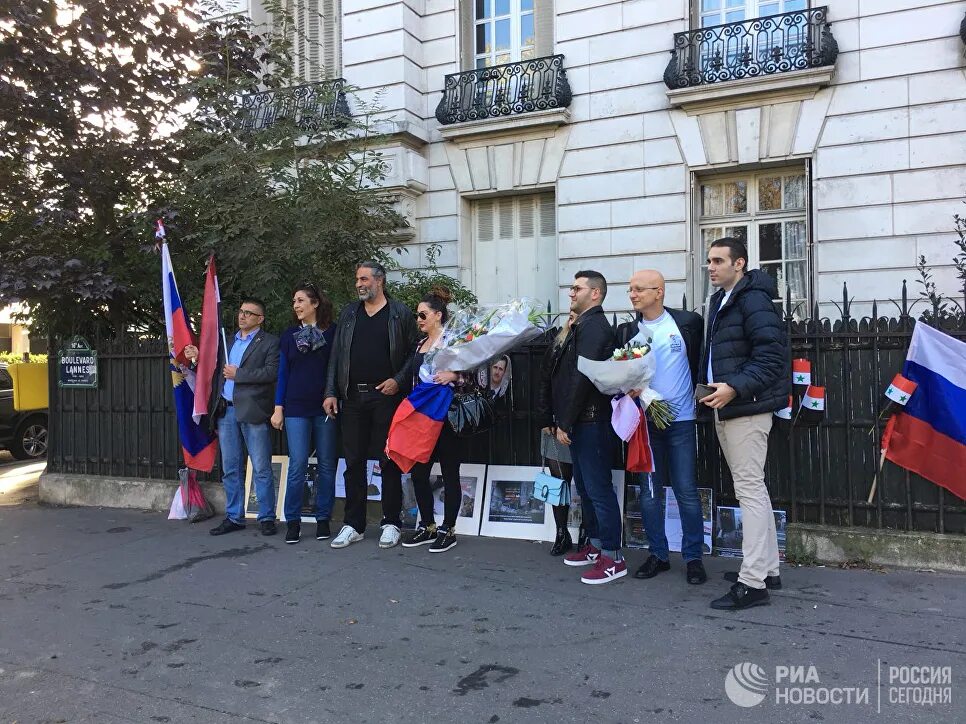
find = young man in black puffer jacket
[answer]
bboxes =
[699,237,789,610]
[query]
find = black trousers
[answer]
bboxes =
[410,423,463,529]
[340,391,403,532]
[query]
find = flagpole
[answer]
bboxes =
[866,448,887,504]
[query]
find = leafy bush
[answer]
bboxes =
[385,244,478,313]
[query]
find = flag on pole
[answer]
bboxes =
[884,373,917,405]
[884,323,966,501]
[792,358,811,386]
[193,254,223,424]
[161,243,217,472]
[797,385,825,426]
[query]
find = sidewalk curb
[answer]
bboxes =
[788,523,966,573]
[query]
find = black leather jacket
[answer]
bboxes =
[324,298,419,400]
[548,305,615,433]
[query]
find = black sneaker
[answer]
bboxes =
[285,521,301,544]
[710,582,770,610]
[402,525,437,547]
[686,559,707,585]
[260,520,277,536]
[634,554,671,579]
[428,528,457,553]
[724,571,782,590]
[210,518,245,536]
[315,520,330,540]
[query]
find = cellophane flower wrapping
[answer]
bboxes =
[577,354,658,404]
[427,297,546,372]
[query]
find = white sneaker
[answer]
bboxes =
[379,524,401,549]
[330,525,363,549]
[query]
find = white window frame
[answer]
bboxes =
[698,0,807,28]
[694,166,810,316]
[474,0,535,68]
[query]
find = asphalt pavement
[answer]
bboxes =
[0,499,963,723]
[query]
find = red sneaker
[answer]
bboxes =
[580,554,627,585]
[563,543,600,567]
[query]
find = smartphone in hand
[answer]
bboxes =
[694,383,716,401]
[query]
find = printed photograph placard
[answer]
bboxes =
[715,506,787,561]
[244,456,286,520]
[334,459,381,500]
[666,487,714,555]
[623,483,647,549]
[481,466,552,541]
[399,464,486,536]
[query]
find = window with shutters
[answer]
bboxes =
[696,166,809,315]
[283,0,341,82]
[472,193,557,308]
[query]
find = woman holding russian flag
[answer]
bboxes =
[399,288,472,553]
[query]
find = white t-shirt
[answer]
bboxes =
[707,287,733,384]
[638,311,695,423]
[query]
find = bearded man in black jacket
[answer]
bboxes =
[550,271,626,585]
[699,237,789,610]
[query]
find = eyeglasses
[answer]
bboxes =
[628,286,661,294]
[569,285,590,294]
[416,311,429,320]
[238,309,263,318]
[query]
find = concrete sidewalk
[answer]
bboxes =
[0,502,963,723]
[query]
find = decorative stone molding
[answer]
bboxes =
[669,86,833,170]
[442,123,571,195]
[666,66,835,114]
[438,108,571,144]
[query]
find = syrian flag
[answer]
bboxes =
[775,395,793,420]
[792,358,811,386]
[797,385,825,426]
[884,373,917,406]
[192,254,223,425]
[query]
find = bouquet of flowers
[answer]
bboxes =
[427,297,547,372]
[578,337,677,429]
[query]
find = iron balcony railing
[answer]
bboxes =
[435,54,572,126]
[664,7,838,90]
[239,78,351,132]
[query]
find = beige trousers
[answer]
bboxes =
[714,411,780,589]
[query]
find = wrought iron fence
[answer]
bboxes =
[435,54,572,125]
[238,78,351,132]
[664,7,838,90]
[47,283,965,535]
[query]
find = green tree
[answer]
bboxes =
[0,0,204,338]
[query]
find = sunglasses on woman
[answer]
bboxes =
[416,311,430,320]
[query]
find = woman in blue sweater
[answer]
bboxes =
[271,283,337,545]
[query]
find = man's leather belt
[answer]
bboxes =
[355,383,377,393]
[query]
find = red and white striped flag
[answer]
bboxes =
[192,254,223,424]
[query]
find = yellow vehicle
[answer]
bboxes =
[0,362,48,460]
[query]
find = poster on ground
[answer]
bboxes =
[399,463,485,536]
[244,456,286,520]
[665,487,714,555]
[715,506,787,561]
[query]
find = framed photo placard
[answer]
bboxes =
[244,455,287,520]
[480,465,553,542]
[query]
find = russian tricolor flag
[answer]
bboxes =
[161,243,217,473]
[885,323,966,501]
[385,382,454,473]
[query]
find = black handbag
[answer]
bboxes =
[447,391,495,437]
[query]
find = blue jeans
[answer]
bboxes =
[569,420,621,552]
[283,415,337,522]
[218,405,274,524]
[638,419,704,562]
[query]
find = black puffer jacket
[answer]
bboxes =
[701,269,789,420]
[548,305,615,433]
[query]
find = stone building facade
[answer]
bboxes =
[243,0,966,317]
